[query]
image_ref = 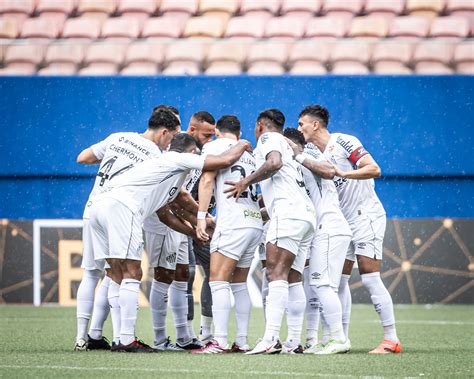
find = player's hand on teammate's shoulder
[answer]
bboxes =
[238,139,253,153]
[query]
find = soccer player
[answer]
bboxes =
[74,108,180,350]
[183,111,216,342]
[88,133,251,352]
[297,104,402,354]
[142,105,200,351]
[284,128,352,354]
[225,109,333,354]
[193,115,263,353]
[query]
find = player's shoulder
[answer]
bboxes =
[331,132,363,155]
[304,143,323,161]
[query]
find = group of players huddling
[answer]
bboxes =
[74,104,402,355]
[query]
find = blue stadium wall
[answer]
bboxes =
[0,76,473,219]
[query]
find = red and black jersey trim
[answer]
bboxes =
[348,146,369,165]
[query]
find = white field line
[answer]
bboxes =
[0,365,354,378]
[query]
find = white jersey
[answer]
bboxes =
[94,151,206,222]
[255,132,315,224]
[83,132,160,219]
[202,138,263,231]
[323,133,385,224]
[301,145,352,237]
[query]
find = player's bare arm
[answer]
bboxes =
[335,154,382,179]
[224,150,282,199]
[196,170,217,242]
[285,135,335,179]
[76,147,101,164]
[202,140,252,171]
[157,205,197,239]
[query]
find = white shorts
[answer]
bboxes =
[266,217,315,274]
[81,218,107,271]
[210,227,263,268]
[145,229,189,270]
[89,198,144,261]
[346,214,386,261]
[309,233,352,289]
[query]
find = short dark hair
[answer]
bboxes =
[192,111,215,125]
[216,115,240,137]
[153,104,180,117]
[283,128,306,147]
[257,108,285,131]
[299,105,330,128]
[169,133,197,153]
[148,109,180,131]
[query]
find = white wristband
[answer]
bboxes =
[197,211,207,220]
[295,154,306,164]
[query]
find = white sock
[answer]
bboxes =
[76,269,102,342]
[187,320,197,340]
[88,276,111,340]
[210,281,231,348]
[231,282,251,347]
[169,281,191,343]
[263,280,288,342]
[119,279,140,346]
[320,310,331,344]
[338,274,352,340]
[107,280,121,345]
[316,285,345,342]
[261,267,269,318]
[200,315,213,338]
[304,267,320,344]
[150,279,170,346]
[361,272,398,342]
[286,282,306,348]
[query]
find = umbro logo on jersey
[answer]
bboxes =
[336,136,354,154]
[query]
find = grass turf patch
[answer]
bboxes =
[0,304,473,378]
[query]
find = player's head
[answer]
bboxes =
[283,128,305,153]
[147,108,181,150]
[216,115,241,139]
[298,105,330,142]
[187,111,216,149]
[153,104,181,123]
[255,108,285,139]
[169,133,198,154]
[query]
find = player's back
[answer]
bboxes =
[324,132,385,223]
[302,144,351,236]
[255,132,314,222]
[203,138,262,230]
[97,151,205,220]
[84,132,160,218]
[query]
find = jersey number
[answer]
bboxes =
[231,165,258,202]
[97,156,133,186]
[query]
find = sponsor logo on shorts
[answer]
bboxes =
[357,242,366,250]
[243,209,262,220]
[311,272,321,280]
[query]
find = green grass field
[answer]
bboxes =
[0,304,473,378]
